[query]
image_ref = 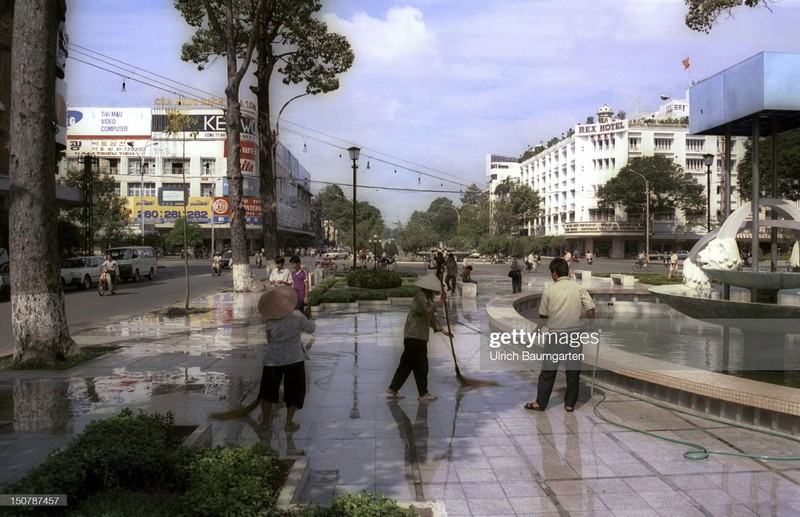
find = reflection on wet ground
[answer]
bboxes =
[1,274,799,515]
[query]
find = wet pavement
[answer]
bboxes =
[1,271,799,516]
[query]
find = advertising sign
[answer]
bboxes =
[211,196,262,225]
[128,197,212,224]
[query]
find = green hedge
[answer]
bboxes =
[346,270,403,289]
[303,491,410,516]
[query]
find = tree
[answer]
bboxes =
[493,182,542,237]
[164,218,206,249]
[314,184,353,244]
[61,158,132,252]
[395,219,437,259]
[9,0,76,363]
[597,155,705,225]
[737,128,800,201]
[176,0,264,292]
[251,1,354,257]
[685,0,773,33]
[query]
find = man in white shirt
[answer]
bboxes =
[269,256,292,286]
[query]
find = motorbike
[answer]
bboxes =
[377,257,397,270]
[98,268,117,296]
[587,256,594,265]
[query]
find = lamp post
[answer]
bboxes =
[369,234,380,270]
[127,141,146,244]
[631,170,650,257]
[702,153,715,230]
[348,146,361,271]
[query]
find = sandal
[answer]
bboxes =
[418,393,438,402]
[564,406,574,413]
[386,389,406,399]
[524,402,545,411]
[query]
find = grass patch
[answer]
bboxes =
[591,271,685,286]
[309,274,421,306]
[1,346,114,371]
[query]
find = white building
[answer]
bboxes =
[488,99,747,258]
[60,100,313,253]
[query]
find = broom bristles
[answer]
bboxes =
[209,398,260,419]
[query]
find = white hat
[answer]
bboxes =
[414,274,442,292]
[258,286,297,320]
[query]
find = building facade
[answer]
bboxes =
[488,99,748,258]
[60,101,313,253]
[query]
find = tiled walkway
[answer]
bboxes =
[1,273,799,516]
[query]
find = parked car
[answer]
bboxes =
[61,256,104,290]
[676,250,690,260]
[104,246,158,282]
[323,250,349,260]
[0,262,9,298]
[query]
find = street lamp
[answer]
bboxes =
[702,153,715,230]
[369,234,380,270]
[631,170,650,257]
[348,146,361,271]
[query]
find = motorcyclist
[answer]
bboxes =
[637,250,646,267]
[212,251,223,275]
[586,250,594,265]
[100,253,118,290]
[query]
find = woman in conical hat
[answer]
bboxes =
[386,274,452,401]
[257,286,315,431]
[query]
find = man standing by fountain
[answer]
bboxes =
[668,250,679,279]
[524,258,595,412]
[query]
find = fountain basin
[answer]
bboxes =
[703,268,800,290]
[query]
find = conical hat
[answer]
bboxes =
[258,286,297,320]
[414,274,442,292]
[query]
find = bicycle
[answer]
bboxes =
[632,260,652,272]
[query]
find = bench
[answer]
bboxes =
[573,270,591,281]
[610,274,634,287]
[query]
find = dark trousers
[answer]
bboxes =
[445,274,456,292]
[511,271,522,293]
[535,333,583,409]
[389,338,429,396]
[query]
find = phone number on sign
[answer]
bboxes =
[137,210,209,219]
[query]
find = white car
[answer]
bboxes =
[324,251,349,260]
[61,256,104,290]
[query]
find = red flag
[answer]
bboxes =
[682,57,691,69]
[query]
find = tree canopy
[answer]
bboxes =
[597,155,705,221]
[685,0,773,33]
[736,128,800,201]
[492,179,542,237]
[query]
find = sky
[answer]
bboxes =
[65,0,800,226]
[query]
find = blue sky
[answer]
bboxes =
[65,0,800,225]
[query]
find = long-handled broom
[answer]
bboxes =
[439,277,497,387]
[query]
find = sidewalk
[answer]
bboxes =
[1,272,799,516]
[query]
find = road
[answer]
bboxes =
[0,258,244,357]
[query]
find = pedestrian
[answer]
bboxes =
[433,251,445,282]
[524,258,595,412]
[509,253,524,293]
[257,286,316,431]
[289,255,310,312]
[563,249,574,278]
[668,250,679,279]
[386,274,453,402]
[269,256,292,286]
[444,253,458,293]
[662,250,669,266]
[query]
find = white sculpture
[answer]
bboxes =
[697,237,743,271]
[682,257,711,290]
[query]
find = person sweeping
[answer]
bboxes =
[386,274,452,402]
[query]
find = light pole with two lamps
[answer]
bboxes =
[702,153,715,230]
[631,170,650,257]
[348,146,361,271]
[369,234,380,270]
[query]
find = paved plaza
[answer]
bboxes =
[1,270,799,516]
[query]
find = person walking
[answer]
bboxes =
[444,253,458,293]
[668,250,679,279]
[433,251,445,283]
[386,274,452,402]
[509,253,524,293]
[289,255,310,312]
[524,258,595,413]
[257,286,316,431]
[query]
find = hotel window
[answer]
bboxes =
[686,138,705,152]
[654,138,673,151]
[629,137,641,150]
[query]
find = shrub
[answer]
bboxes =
[179,442,287,516]
[6,409,184,504]
[346,270,403,289]
[77,488,185,517]
[303,491,409,516]
[318,291,358,304]
[385,285,420,298]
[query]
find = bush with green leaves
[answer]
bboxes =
[346,270,403,289]
[302,491,410,517]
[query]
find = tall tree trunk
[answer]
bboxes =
[9,0,76,363]
[255,40,279,258]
